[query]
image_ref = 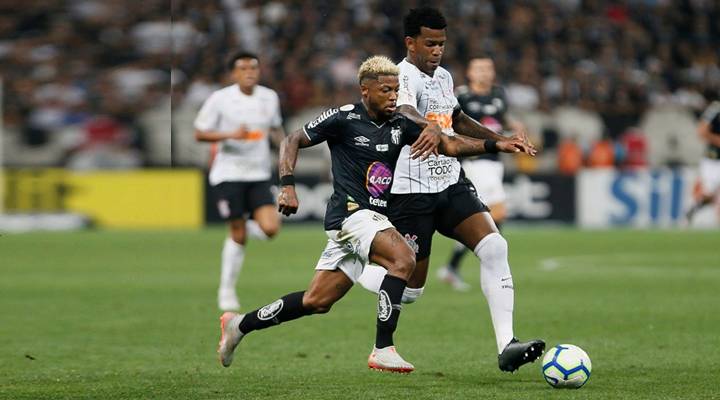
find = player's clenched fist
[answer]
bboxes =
[278,186,299,216]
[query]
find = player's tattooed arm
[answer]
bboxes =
[277,129,314,216]
[453,110,537,156]
[397,105,442,159]
[438,135,525,157]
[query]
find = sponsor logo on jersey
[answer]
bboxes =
[391,127,401,145]
[354,136,371,146]
[403,233,419,254]
[366,161,393,197]
[427,158,455,176]
[307,108,338,129]
[377,290,392,322]
[369,197,387,207]
[376,144,388,152]
[257,299,284,321]
[347,112,361,120]
[339,104,355,111]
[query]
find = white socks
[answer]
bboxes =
[220,237,245,292]
[357,264,424,304]
[245,220,268,240]
[358,263,386,293]
[474,232,515,353]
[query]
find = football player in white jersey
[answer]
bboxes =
[194,51,285,311]
[438,56,530,291]
[357,7,544,373]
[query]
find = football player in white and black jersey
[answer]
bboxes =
[438,56,530,291]
[194,51,285,311]
[217,56,526,373]
[686,94,720,224]
[356,7,544,373]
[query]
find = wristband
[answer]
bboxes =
[484,140,499,154]
[280,175,295,186]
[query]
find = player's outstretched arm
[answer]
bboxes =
[453,110,536,156]
[438,135,524,158]
[277,129,314,216]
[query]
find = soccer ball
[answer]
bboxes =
[541,344,592,389]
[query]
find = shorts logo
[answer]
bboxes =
[257,299,284,321]
[403,234,419,254]
[377,290,392,322]
[217,200,231,219]
[366,161,392,197]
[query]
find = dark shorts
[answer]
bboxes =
[213,180,275,220]
[389,174,489,260]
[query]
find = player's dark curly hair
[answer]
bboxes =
[403,7,447,38]
[226,51,258,71]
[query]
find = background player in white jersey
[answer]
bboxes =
[686,93,720,224]
[216,55,525,373]
[357,7,544,373]
[194,51,285,311]
[438,56,530,291]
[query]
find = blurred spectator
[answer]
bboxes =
[2,0,719,172]
[557,137,583,175]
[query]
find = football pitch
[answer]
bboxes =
[1,225,718,399]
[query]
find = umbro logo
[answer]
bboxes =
[347,112,361,120]
[354,136,370,147]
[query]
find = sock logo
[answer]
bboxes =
[377,290,392,322]
[257,299,284,321]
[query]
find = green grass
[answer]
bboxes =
[1,226,719,399]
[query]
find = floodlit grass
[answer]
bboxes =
[1,226,718,399]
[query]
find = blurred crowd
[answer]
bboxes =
[2,0,719,172]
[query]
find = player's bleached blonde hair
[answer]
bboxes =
[357,55,399,83]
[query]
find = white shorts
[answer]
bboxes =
[699,158,720,195]
[461,159,506,205]
[315,209,394,282]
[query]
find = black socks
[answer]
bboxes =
[375,274,406,349]
[239,291,310,334]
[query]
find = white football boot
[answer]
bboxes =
[368,346,415,373]
[436,265,471,292]
[218,312,245,367]
[218,289,240,311]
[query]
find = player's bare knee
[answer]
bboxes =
[261,222,280,238]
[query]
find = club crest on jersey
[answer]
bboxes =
[377,290,392,321]
[366,161,392,198]
[257,299,284,321]
[391,127,401,145]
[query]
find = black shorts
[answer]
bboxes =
[213,180,275,220]
[389,175,489,260]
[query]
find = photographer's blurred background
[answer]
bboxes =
[2,0,719,230]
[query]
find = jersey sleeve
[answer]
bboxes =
[701,101,720,123]
[401,117,424,146]
[446,72,460,110]
[194,92,221,131]
[303,108,342,145]
[397,66,422,108]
